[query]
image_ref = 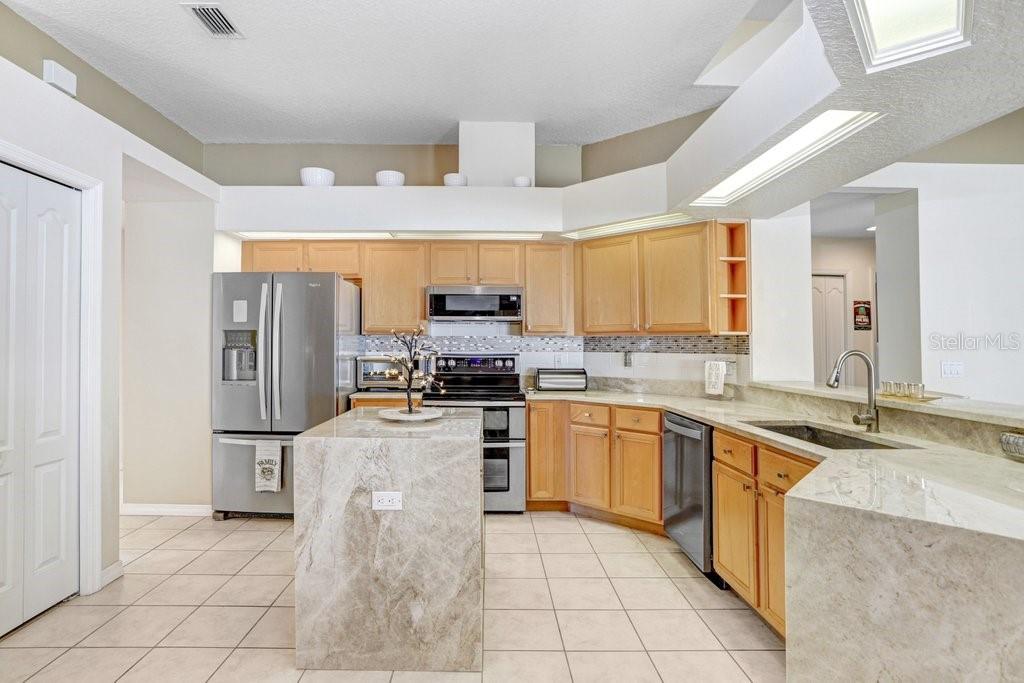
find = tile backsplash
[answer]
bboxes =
[584,335,749,355]
[361,335,584,354]
[354,334,749,355]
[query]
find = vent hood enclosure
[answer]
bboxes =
[458,122,536,187]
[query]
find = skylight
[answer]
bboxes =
[845,0,973,72]
[690,110,883,207]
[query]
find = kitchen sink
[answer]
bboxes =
[741,422,919,450]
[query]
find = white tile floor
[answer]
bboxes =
[0,512,784,682]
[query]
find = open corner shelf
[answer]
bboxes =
[715,221,750,335]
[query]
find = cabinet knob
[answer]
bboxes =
[631,416,640,423]
[723,448,733,454]
[584,412,591,417]
[742,484,753,492]
[776,472,788,479]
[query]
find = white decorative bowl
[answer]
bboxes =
[512,176,532,187]
[375,170,405,186]
[444,173,468,186]
[378,407,443,422]
[300,167,335,186]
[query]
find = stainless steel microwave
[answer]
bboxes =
[426,286,523,322]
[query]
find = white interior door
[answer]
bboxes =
[0,163,81,633]
[812,275,847,385]
[0,163,27,635]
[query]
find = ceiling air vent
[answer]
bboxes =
[183,3,243,38]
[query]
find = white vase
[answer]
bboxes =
[512,176,532,187]
[376,170,405,186]
[444,173,468,186]
[299,167,334,186]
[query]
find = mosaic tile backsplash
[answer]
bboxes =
[353,334,750,355]
[584,335,750,355]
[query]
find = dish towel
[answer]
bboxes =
[705,361,727,396]
[254,440,282,493]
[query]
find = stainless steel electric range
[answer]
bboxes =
[423,353,525,512]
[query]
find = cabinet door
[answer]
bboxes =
[712,461,758,605]
[429,242,477,284]
[362,242,427,334]
[524,243,572,335]
[579,235,641,334]
[478,243,522,285]
[569,424,610,509]
[246,241,304,272]
[611,430,662,522]
[642,223,712,333]
[527,402,566,500]
[758,487,786,634]
[306,241,361,278]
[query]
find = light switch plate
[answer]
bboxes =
[372,491,402,510]
[940,360,965,378]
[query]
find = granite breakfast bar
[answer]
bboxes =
[292,407,483,672]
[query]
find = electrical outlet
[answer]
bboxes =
[371,491,402,510]
[940,361,965,378]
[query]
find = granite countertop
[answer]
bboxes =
[527,390,1024,542]
[298,406,482,440]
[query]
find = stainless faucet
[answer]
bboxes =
[826,350,879,433]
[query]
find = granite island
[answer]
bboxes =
[292,407,483,672]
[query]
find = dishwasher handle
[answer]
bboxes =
[663,415,707,441]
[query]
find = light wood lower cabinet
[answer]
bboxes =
[527,402,567,501]
[712,431,818,637]
[350,396,421,409]
[611,430,662,522]
[569,424,611,510]
[758,485,787,633]
[712,460,758,605]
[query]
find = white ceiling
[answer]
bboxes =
[6,0,756,144]
[810,191,877,238]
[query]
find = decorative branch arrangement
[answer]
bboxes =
[386,326,443,414]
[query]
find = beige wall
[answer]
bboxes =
[811,237,876,387]
[581,108,716,180]
[906,107,1024,163]
[0,4,203,171]
[122,200,216,506]
[535,144,582,187]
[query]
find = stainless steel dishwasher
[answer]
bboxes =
[663,413,724,586]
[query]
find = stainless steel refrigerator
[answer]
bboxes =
[211,272,359,516]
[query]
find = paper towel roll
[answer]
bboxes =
[705,361,727,396]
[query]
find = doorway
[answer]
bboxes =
[0,161,82,635]
[811,274,847,385]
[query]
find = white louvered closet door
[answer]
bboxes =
[0,162,81,635]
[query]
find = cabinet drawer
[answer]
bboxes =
[757,448,813,493]
[714,432,755,475]
[613,407,661,434]
[570,403,610,426]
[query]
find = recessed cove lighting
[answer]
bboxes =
[866,225,877,232]
[562,213,695,240]
[390,232,544,240]
[845,0,973,72]
[236,232,392,240]
[690,110,883,207]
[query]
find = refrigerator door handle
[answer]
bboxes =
[218,437,294,448]
[272,281,283,420]
[256,283,268,421]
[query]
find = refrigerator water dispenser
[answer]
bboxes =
[222,330,257,381]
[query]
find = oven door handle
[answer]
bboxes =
[482,442,525,449]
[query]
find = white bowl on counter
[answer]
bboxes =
[512,176,533,187]
[376,170,405,186]
[444,173,468,186]
[300,167,335,186]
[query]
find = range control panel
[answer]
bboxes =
[434,355,518,374]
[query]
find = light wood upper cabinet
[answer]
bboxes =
[569,424,610,510]
[362,242,427,334]
[578,234,642,334]
[712,460,758,605]
[478,242,523,285]
[305,241,361,279]
[527,401,567,501]
[429,242,478,284]
[611,429,662,522]
[641,223,713,333]
[758,486,786,634]
[524,243,573,335]
[244,241,304,272]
